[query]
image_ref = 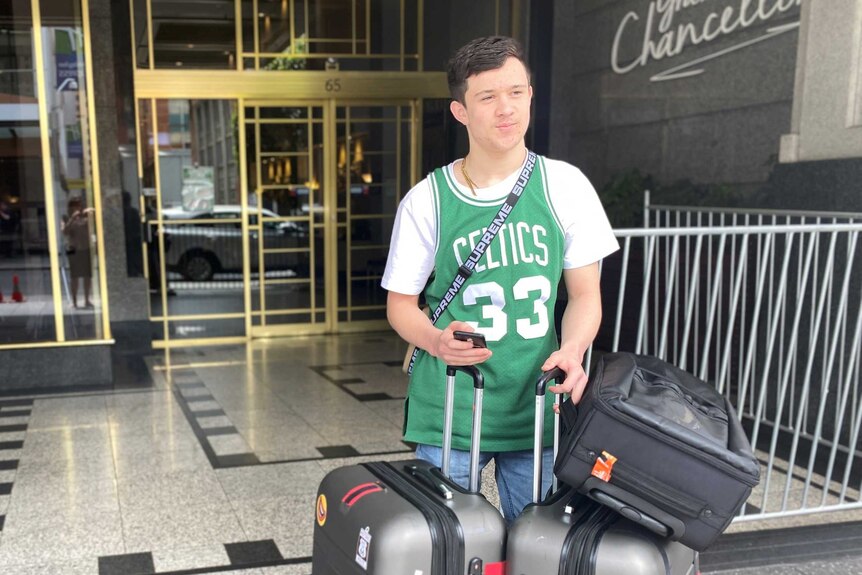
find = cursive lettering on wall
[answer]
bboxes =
[612,0,801,82]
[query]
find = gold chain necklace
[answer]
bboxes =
[460,156,479,197]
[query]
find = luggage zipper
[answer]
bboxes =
[572,446,705,518]
[364,461,464,575]
[589,382,758,486]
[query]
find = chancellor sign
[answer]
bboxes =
[612,0,801,81]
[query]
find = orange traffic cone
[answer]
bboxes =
[11,275,23,303]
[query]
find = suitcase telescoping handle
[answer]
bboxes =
[442,364,484,493]
[533,367,565,503]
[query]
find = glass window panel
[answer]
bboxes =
[251,308,313,326]
[168,317,245,339]
[1,1,56,345]
[258,123,310,154]
[246,106,327,331]
[150,99,243,342]
[40,0,105,340]
[241,1,255,55]
[150,0,236,70]
[421,98,452,174]
[258,106,312,120]
[140,99,164,315]
[258,55,324,71]
[339,308,385,322]
[150,319,165,341]
[242,0,419,71]
[259,155,308,187]
[1,0,36,98]
[257,0,294,54]
[132,0,149,69]
[335,103,405,324]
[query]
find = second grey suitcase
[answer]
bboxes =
[311,365,507,575]
[508,486,697,575]
[507,368,698,575]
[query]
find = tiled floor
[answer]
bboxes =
[0,332,861,574]
[0,333,415,574]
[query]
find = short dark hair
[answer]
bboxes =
[447,36,529,104]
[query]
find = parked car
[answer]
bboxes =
[160,205,308,281]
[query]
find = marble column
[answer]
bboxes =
[90,0,151,350]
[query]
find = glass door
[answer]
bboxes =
[334,102,415,328]
[146,99,417,344]
[143,98,246,346]
[245,100,416,336]
[245,102,327,335]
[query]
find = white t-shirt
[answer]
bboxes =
[382,156,619,295]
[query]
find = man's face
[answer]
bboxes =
[451,57,532,155]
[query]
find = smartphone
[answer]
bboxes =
[453,330,487,348]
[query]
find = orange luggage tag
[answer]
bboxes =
[590,451,617,482]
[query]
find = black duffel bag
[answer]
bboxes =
[554,352,760,551]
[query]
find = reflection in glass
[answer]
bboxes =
[146,99,244,343]
[136,0,437,72]
[0,0,109,344]
[0,0,56,344]
[0,1,56,344]
[60,195,94,308]
[336,106,409,321]
[243,0,418,72]
[246,107,322,328]
[36,0,105,341]
[145,0,236,70]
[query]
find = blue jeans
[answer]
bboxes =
[415,444,554,523]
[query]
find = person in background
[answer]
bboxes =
[0,201,18,258]
[61,196,95,308]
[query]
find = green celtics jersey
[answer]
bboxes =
[406,156,565,452]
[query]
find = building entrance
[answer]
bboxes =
[145,98,419,346]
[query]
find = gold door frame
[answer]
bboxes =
[243,98,422,338]
[133,70,447,101]
[245,99,331,338]
[140,73,444,347]
[331,99,421,334]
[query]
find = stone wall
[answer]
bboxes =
[549,0,802,200]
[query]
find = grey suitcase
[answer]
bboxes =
[311,364,507,575]
[506,368,698,575]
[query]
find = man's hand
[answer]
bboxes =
[433,321,492,366]
[542,349,588,409]
[387,292,492,367]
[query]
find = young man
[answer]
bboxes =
[381,36,619,521]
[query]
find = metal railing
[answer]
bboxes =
[599,221,862,523]
[644,189,862,229]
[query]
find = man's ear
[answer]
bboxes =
[450,100,468,126]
